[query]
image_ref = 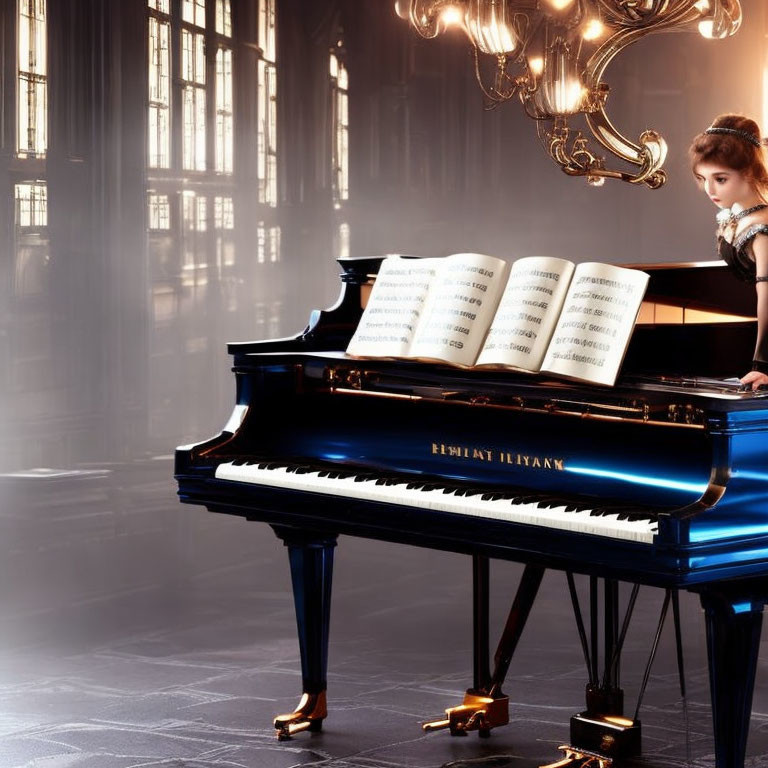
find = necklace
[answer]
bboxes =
[732,203,768,222]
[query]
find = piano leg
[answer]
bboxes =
[271,527,337,740]
[423,562,544,737]
[473,555,491,695]
[699,587,765,768]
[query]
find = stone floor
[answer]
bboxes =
[0,459,768,767]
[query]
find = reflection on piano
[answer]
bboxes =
[176,256,768,768]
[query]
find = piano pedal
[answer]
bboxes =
[540,745,613,768]
[422,690,509,737]
[540,713,641,766]
[274,691,327,740]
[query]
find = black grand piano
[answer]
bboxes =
[175,257,768,768]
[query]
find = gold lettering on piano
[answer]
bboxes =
[431,442,564,471]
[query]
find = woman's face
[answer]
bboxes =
[694,162,756,209]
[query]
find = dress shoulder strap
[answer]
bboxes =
[734,224,768,253]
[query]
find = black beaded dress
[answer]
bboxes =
[717,222,768,372]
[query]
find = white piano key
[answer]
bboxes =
[214,462,658,543]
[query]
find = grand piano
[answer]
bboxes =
[175,256,768,768]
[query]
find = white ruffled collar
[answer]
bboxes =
[717,203,745,243]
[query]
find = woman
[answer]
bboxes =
[690,114,768,390]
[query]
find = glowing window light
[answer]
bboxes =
[257,59,278,206]
[330,50,349,207]
[182,0,205,27]
[215,48,234,174]
[15,182,47,228]
[148,13,171,168]
[216,0,232,36]
[148,193,170,230]
[182,29,207,171]
[17,0,47,158]
[259,0,277,63]
[214,195,234,230]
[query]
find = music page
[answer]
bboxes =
[407,252,508,367]
[541,262,649,386]
[346,256,440,358]
[475,256,575,371]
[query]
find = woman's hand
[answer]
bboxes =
[740,370,768,390]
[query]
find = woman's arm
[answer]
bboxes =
[740,235,768,389]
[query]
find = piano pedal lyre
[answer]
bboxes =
[540,713,640,768]
[274,691,327,741]
[422,690,509,737]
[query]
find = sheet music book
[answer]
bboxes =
[346,253,649,387]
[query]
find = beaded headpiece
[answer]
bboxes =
[705,126,762,148]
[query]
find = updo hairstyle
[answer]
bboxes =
[689,114,768,197]
[688,115,768,199]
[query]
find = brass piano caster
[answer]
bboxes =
[274,691,327,740]
[422,691,509,737]
[540,745,612,768]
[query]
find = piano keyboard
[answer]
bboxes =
[214,462,660,543]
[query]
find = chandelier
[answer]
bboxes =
[395,0,742,188]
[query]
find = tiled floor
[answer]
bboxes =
[1,460,768,767]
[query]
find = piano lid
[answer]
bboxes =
[628,260,756,319]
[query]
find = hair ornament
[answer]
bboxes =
[705,126,762,148]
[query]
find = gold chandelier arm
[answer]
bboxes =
[403,0,452,39]
[537,117,667,188]
[573,1,698,175]
[594,0,699,28]
[586,111,668,184]
[586,3,702,86]
[472,47,524,105]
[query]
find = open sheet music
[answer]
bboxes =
[346,253,649,386]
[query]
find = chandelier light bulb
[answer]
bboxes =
[582,18,606,41]
[697,0,741,38]
[528,56,544,76]
[693,0,711,11]
[439,5,463,27]
[477,21,516,53]
[465,0,517,55]
[546,0,576,11]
